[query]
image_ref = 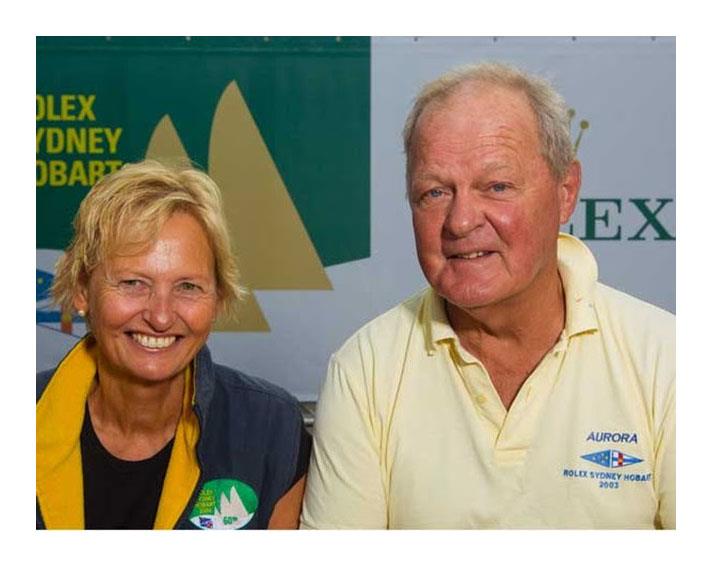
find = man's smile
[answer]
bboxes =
[446,250,496,260]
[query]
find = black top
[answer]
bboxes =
[80,409,174,529]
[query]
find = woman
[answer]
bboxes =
[36,160,310,529]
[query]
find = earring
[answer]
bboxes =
[78,309,86,317]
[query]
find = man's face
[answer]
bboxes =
[408,84,579,311]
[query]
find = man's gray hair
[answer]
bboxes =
[402,61,575,182]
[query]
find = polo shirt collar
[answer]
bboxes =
[424,287,454,355]
[557,233,599,338]
[424,233,600,354]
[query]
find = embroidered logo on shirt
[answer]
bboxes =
[561,433,651,490]
[580,449,643,468]
[189,478,258,529]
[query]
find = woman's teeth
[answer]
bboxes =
[131,333,176,349]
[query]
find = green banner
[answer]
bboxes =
[37,36,371,331]
[36,36,370,266]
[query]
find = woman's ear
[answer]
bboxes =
[73,280,89,316]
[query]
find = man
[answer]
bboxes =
[300,62,675,529]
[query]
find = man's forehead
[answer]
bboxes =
[411,83,541,162]
[421,83,535,128]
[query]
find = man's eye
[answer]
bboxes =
[491,183,508,193]
[422,188,447,202]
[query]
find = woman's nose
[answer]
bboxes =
[143,288,176,331]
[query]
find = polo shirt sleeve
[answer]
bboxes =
[300,356,387,529]
[654,384,675,529]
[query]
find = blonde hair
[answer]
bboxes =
[403,61,575,183]
[52,160,244,319]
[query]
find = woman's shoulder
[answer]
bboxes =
[195,346,301,418]
[211,362,300,409]
[198,360,306,449]
[36,369,55,402]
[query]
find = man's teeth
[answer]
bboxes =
[455,251,489,259]
[132,334,176,349]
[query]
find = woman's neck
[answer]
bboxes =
[86,364,184,460]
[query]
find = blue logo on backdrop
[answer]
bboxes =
[581,449,643,469]
[36,268,83,337]
[36,269,62,323]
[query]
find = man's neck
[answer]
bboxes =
[446,270,566,410]
[445,267,567,410]
[447,267,566,350]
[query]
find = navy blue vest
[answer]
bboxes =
[37,344,307,530]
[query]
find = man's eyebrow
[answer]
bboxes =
[413,161,518,179]
[480,160,518,174]
[411,172,443,182]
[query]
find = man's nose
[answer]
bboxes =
[143,287,176,331]
[443,191,483,238]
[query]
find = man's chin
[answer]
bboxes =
[433,280,504,312]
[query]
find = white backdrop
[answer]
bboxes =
[37,36,675,400]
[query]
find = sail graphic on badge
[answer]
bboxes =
[189,478,258,529]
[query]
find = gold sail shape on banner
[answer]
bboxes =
[146,116,190,164]
[209,81,332,290]
[145,114,270,331]
[145,82,332,332]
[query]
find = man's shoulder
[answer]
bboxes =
[333,289,428,363]
[593,283,675,361]
[594,283,674,333]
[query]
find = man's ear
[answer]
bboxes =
[558,160,582,225]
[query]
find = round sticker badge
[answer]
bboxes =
[189,479,259,529]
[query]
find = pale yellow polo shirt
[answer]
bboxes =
[301,234,675,529]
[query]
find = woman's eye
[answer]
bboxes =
[178,282,201,293]
[118,279,148,293]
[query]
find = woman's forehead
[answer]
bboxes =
[102,213,214,271]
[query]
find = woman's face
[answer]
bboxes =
[74,212,219,385]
